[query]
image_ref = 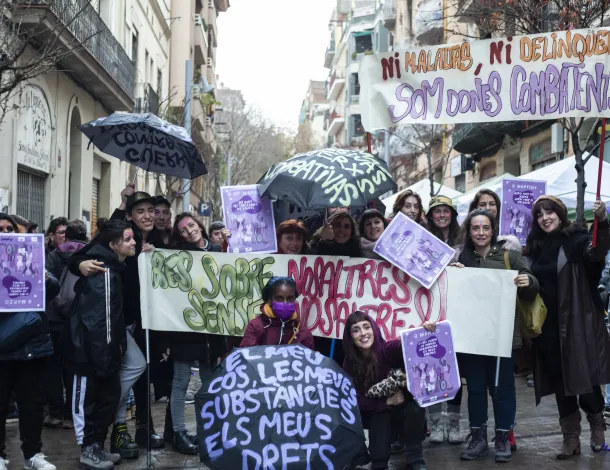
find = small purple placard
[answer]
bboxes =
[501,179,546,245]
[221,185,278,254]
[373,212,455,289]
[0,234,46,312]
[401,321,461,407]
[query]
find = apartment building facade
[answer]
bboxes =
[0,0,173,235]
[298,80,330,150]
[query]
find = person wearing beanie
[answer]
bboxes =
[526,195,610,459]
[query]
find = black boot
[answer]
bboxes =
[494,430,512,463]
[110,423,139,460]
[135,421,165,449]
[173,430,198,455]
[460,425,489,460]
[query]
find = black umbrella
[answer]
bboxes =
[195,344,366,469]
[257,148,396,210]
[79,112,207,180]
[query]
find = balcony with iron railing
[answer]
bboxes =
[328,111,345,136]
[324,38,336,69]
[414,0,444,45]
[382,0,396,29]
[134,83,160,115]
[327,72,345,101]
[12,0,135,111]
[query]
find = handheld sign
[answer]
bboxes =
[401,321,461,408]
[500,179,546,245]
[0,234,46,312]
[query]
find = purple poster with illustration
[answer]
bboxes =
[373,213,455,289]
[221,185,278,254]
[401,321,461,407]
[501,179,546,245]
[0,234,46,312]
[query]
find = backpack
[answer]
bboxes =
[52,264,80,319]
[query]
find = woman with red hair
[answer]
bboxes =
[276,219,308,255]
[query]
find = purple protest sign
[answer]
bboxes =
[373,212,455,289]
[0,234,46,312]
[501,179,546,245]
[221,185,278,254]
[401,321,461,407]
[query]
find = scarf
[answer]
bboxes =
[262,303,299,345]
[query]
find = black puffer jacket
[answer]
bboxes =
[0,274,60,361]
[65,245,127,377]
[68,209,166,327]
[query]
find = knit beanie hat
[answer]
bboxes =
[532,195,568,220]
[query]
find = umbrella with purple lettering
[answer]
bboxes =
[195,344,366,469]
[257,148,396,210]
[79,112,208,180]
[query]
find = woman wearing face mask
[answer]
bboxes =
[447,209,538,463]
[66,220,137,470]
[240,277,314,348]
[391,190,426,225]
[313,212,361,257]
[162,214,226,455]
[359,209,388,259]
[276,220,308,255]
[343,311,428,470]
[526,196,610,460]
[424,195,463,444]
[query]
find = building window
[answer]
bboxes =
[354,32,372,53]
[131,30,139,65]
[479,161,497,182]
[529,139,554,169]
[17,170,45,226]
[157,68,163,98]
[455,174,466,192]
[350,73,360,96]
[351,115,365,137]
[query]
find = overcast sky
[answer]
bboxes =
[216,0,335,130]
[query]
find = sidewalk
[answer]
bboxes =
[4,377,609,469]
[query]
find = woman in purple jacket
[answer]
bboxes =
[343,311,427,470]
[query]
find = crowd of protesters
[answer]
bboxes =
[0,182,609,470]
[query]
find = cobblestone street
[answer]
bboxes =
[5,377,609,469]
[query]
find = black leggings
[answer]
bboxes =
[360,393,425,469]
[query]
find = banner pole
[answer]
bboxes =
[592,117,606,248]
[146,329,151,469]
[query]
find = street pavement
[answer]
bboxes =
[4,376,610,469]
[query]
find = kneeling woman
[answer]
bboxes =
[67,220,136,470]
[453,209,539,463]
[343,311,427,470]
[241,277,314,348]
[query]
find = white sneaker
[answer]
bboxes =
[0,457,8,470]
[24,453,56,470]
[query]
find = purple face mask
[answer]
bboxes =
[271,301,296,320]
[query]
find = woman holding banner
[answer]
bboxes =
[424,195,464,445]
[450,209,538,463]
[526,196,610,459]
[160,214,227,455]
[343,311,427,470]
[276,220,308,255]
[391,190,426,225]
[240,277,314,349]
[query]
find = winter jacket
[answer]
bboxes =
[359,237,382,260]
[45,241,87,327]
[342,312,404,413]
[457,235,539,350]
[162,241,226,364]
[68,209,166,327]
[312,238,362,257]
[240,310,315,349]
[0,274,60,362]
[65,245,127,378]
[531,219,610,401]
